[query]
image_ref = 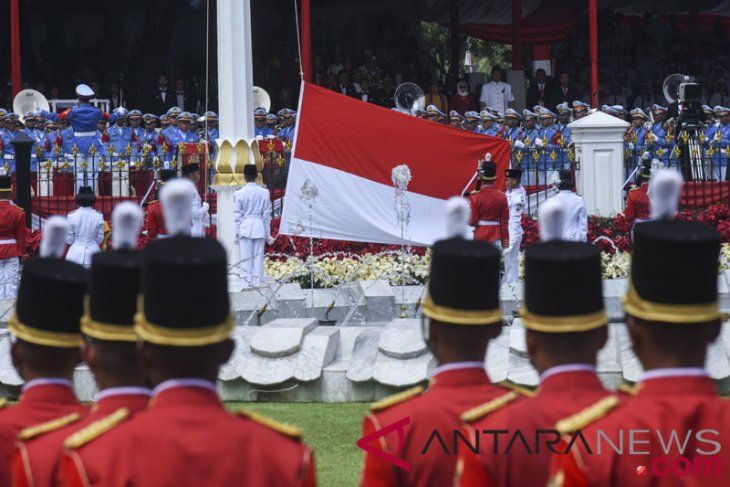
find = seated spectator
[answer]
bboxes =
[425,83,448,114]
[449,79,477,115]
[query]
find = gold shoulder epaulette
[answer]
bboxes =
[63,408,129,450]
[555,395,619,435]
[0,398,7,409]
[461,391,518,423]
[617,383,637,396]
[498,381,536,397]
[238,409,302,440]
[370,385,424,412]
[18,412,82,441]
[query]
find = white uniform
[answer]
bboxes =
[550,190,588,242]
[504,186,526,283]
[65,207,105,268]
[190,186,210,237]
[479,81,515,115]
[233,182,272,288]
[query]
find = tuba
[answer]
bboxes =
[252,86,271,113]
[394,82,425,116]
[13,89,50,123]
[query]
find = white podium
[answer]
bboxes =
[569,112,630,217]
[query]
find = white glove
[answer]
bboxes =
[266,236,276,245]
[627,142,635,150]
[513,140,525,149]
[201,202,210,214]
[534,138,544,148]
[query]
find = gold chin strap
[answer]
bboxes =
[134,295,233,346]
[8,315,82,347]
[81,296,137,342]
[520,308,608,333]
[420,294,502,326]
[622,280,723,324]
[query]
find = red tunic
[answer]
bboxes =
[458,369,612,487]
[360,367,518,487]
[0,382,86,487]
[0,200,28,260]
[624,184,650,222]
[469,186,509,246]
[60,385,315,487]
[549,374,730,487]
[143,200,166,239]
[11,391,150,487]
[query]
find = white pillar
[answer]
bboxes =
[215,0,254,273]
[569,111,630,217]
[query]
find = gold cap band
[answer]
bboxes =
[8,315,83,347]
[421,294,502,325]
[134,296,233,346]
[520,308,608,333]
[622,280,723,324]
[80,295,137,342]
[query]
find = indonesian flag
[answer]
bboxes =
[280,83,510,246]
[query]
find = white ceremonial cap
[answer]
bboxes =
[76,84,95,97]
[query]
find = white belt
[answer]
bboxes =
[157,234,171,239]
[74,131,95,137]
[477,220,499,226]
[0,239,16,245]
[3,155,13,160]
[634,218,650,224]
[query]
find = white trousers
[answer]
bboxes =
[0,257,19,299]
[503,238,521,284]
[238,238,265,288]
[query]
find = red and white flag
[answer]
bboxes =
[280,83,510,246]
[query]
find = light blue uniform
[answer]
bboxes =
[40,103,120,155]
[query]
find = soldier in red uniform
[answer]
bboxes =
[60,235,316,487]
[0,173,28,299]
[11,204,150,487]
[360,239,528,487]
[0,236,88,487]
[143,168,177,239]
[549,220,730,486]
[624,158,652,224]
[468,158,509,248]
[458,238,613,487]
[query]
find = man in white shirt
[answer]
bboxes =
[503,168,526,283]
[548,171,587,242]
[234,165,273,288]
[479,66,515,115]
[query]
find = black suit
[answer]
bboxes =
[552,84,581,107]
[526,80,557,110]
[335,83,358,98]
[149,86,174,114]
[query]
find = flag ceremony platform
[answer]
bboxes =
[1,274,729,403]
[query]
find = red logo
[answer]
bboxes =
[357,416,411,471]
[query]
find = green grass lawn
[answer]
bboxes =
[226,402,369,486]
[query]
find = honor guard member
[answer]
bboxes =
[626,108,649,170]
[549,219,730,487]
[140,113,161,162]
[181,160,209,237]
[0,173,28,298]
[361,239,527,487]
[38,84,125,157]
[503,109,523,145]
[555,102,572,139]
[479,111,501,137]
[535,108,562,182]
[143,167,177,240]
[174,112,200,144]
[458,200,612,487]
[60,227,316,487]
[463,111,480,132]
[127,110,145,163]
[547,171,587,241]
[468,157,509,249]
[159,106,181,156]
[11,203,150,487]
[254,107,274,137]
[234,164,273,288]
[503,168,525,283]
[1,115,22,173]
[449,110,465,129]
[624,156,653,225]
[0,218,88,486]
[65,187,104,268]
[708,106,730,181]
[572,100,590,120]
